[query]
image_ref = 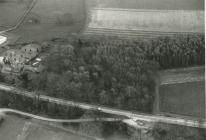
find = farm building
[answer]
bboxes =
[0,43,42,73]
[3,44,41,64]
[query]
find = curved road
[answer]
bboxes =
[0,109,105,140]
[0,83,206,129]
[0,0,37,34]
[0,108,121,123]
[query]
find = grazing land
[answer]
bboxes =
[87,0,204,10]
[0,0,86,42]
[0,0,204,43]
[159,81,205,118]
[0,1,27,30]
[0,115,93,140]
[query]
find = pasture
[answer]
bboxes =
[159,81,205,118]
[0,0,86,42]
[0,115,93,140]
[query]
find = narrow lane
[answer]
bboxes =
[0,108,121,123]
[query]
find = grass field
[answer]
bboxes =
[88,0,204,10]
[0,0,204,43]
[0,115,93,140]
[0,0,86,42]
[0,1,27,30]
[159,81,205,118]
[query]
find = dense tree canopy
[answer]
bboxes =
[12,34,203,113]
[26,42,158,113]
[1,34,204,113]
[79,34,205,69]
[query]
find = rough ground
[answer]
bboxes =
[0,115,93,140]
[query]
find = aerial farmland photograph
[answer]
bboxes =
[0,0,205,140]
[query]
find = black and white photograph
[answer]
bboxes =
[0,0,205,140]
